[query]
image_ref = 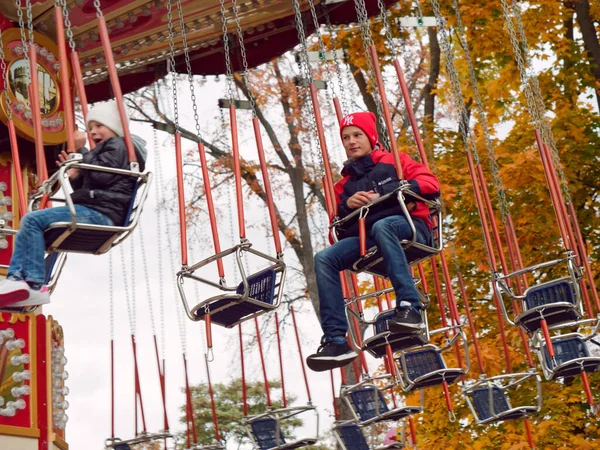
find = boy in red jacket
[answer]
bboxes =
[307,112,440,372]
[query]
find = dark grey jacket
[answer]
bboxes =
[70,136,147,226]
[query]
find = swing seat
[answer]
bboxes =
[194,268,278,328]
[349,387,421,425]
[250,418,317,450]
[399,348,463,391]
[468,387,537,424]
[335,423,404,450]
[43,169,151,255]
[515,279,580,333]
[362,310,428,358]
[352,243,437,278]
[541,337,600,380]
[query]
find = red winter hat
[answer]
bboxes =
[340,111,380,150]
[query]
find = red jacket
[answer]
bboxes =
[332,149,440,239]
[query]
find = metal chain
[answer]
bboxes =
[353,0,390,149]
[451,0,510,219]
[509,0,571,204]
[218,0,235,102]
[15,0,31,84]
[93,0,103,18]
[175,0,203,139]
[166,0,180,132]
[230,0,258,116]
[59,0,77,53]
[429,0,480,165]
[0,28,13,121]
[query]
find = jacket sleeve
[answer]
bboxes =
[81,138,129,188]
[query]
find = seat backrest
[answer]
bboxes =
[403,349,445,380]
[337,424,370,450]
[543,337,589,368]
[469,387,511,420]
[236,268,277,304]
[250,418,286,450]
[349,387,389,421]
[525,280,575,310]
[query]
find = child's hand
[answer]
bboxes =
[74,130,87,149]
[347,191,374,209]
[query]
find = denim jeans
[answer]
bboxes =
[8,205,113,284]
[314,215,429,343]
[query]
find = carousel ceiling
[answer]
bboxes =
[0,0,395,101]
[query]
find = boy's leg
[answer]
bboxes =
[307,236,361,371]
[370,215,429,332]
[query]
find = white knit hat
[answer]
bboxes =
[85,100,129,137]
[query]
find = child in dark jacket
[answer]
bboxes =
[0,100,146,308]
[307,112,440,371]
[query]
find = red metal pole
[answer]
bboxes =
[198,143,225,277]
[274,312,287,408]
[239,324,248,415]
[175,133,188,266]
[229,105,246,239]
[254,317,272,406]
[54,6,76,154]
[253,118,282,254]
[369,45,403,179]
[97,16,137,163]
[291,307,312,403]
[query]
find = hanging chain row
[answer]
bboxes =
[451,0,510,218]
[165,0,180,131]
[353,0,390,149]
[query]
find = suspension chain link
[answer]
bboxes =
[451,0,509,219]
[0,28,13,120]
[165,0,180,131]
[218,0,235,102]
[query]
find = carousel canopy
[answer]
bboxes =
[0,0,395,101]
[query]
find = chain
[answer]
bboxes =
[175,0,202,140]
[0,29,13,121]
[166,0,180,132]
[218,0,235,102]
[152,125,166,357]
[509,0,571,204]
[15,0,31,84]
[353,0,389,149]
[429,0,480,164]
[230,0,258,116]
[59,0,77,53]
[93,0,103,17]
[451,0,509,219]
[109,251,114,341]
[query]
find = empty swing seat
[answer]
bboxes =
[194,269,278,328]
[362,310,428,358]
[468,387,537,424]
[335,423,403,450]
[516,279,579,333]
[349,387,421,425]
[542,337,600,380]
[250,418,317,450]
[399,348,463,391]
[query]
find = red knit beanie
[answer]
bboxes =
[340,112,380,150]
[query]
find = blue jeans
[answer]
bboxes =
[314,215,429,343]
[8,205,113,284]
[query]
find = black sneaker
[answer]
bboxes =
[388,304,425,334]
[306,340,357,372]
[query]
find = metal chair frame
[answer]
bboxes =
[333,420,405,450]
[177,240,286,327]
[493,252,585,333]
[104,431,172,449]
[395,325,469,392]
[340,374,422,426]
[244,404,319,450]
[531,320,600,380]
[32,160,152,255]
[463,372,542,425]
[330,182,443,278]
